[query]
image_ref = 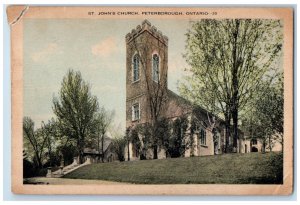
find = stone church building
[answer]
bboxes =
[124,20,281,161]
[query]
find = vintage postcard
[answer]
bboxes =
[7,6,293,195]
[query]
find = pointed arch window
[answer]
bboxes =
[133,54,140,82]
[152,54,159,82]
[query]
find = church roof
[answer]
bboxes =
[164,88,226,126]
[84,134,113,154]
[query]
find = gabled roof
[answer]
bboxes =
[84,134,113,154]
[165,89,225,126]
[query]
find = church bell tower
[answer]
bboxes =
[125,20,169,129]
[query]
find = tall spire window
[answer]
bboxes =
[133,54,140,82]
[152,54,159,82]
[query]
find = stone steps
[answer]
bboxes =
[50,162,89,178]
[47,156,93,178]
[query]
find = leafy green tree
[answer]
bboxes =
[56,143,77,166]
[168,117,188,158]
[23,117,48,168]
[134,123,151,160]
[156,118,172,157]
[111,136,126,161]
[54,125,77,166]
[92,107,115,162]
[41,118,58,166]
[53,70,99,163]
[180,19,283,151]
[130,128,141,158]
[255,74,283,152]
[241,72,283,152]
[133,118,171,160]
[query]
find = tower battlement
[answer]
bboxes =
[125,20,168,45]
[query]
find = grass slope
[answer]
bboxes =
[64,152,283,184]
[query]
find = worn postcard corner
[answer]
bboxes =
[6,5,29,26]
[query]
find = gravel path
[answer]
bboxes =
[24,177,128,185]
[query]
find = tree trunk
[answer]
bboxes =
[280,135,283,153]
[35,152,43,169]
[231,19,240,152]
[127,140,130,161]
[262,140,266,153]
[101,134,104,162]
[224,114,231,153]
[268,136,272,152]
[97,135,100,162]
[47,137,52,167]
[78,150,83,164]
[152,120,158,159]
[232,105,238,151]
[153,145,158,159]
[78,137,84,164]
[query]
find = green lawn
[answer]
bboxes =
[64,152,283,184]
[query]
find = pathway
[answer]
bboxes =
[24,177,129,185]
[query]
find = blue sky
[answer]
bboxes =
[23,19,190,131]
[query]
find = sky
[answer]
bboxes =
[23,19,191,131]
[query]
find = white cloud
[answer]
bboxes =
[91,37,118,58]
[31,43,59,62]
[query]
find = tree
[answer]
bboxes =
[255,74,283,152]
[125,127,131,161]
[168,117,188,158]
[23,117,48,168]
[111,136,126,161]
[133,117,171,160]
[53,70,99,163]
[92,107,115,162]
[241,72,283,152]
[23,149,35,178]
[180,19,283,151]
[156,118,172,157]
[54,123,78,166]
[108,124,127,161]
[130,127,141,159]
[41,118,58,166]
[137,123,152,159]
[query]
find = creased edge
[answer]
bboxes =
[7,5,29,26]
